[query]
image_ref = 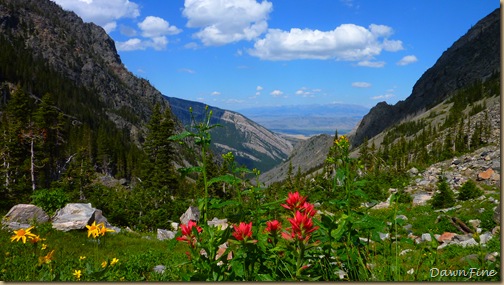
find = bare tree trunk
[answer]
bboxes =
[31,137,35,191]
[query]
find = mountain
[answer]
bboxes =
[165,96,294,173]
[0,0,169,137]
[259,134,334,185]
[238,103,369,136]
[349,8,500,148]
[261,8,500,185]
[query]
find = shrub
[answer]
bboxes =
[430,178,455,209]
[30,188,69,215]
[457,179,483,201]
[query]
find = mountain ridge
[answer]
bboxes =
[349,8,500,147]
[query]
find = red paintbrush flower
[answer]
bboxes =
[282,211,319,243]
[232,222,253,241]
[265,220,282,234]
[300,201,316,217]
[176,220,202,247]
[281,191,307,211]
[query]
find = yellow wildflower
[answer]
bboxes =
[73,269,82,280]
[101,261,108,268]
[98,223,115,236]
[39,250,55,265]
[41,243,47,250]
[110,258,119,266]
[29,235,45,244]
[10,226,37,243]
[86,221,100,238]
[79,256,86,260]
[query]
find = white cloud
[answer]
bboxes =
[295,87,321,97]
[382,39,403,52]
[372,93,395,100]
[397,55,418,66]
[138,16,182,38]
[270,90,283,97]
[352,82,371,88]
[211,91,221,96]
[116,38,145,51]
[51,0,140,32]
[182,0,273,46]
[357,60,385,68]
[248,23,403,61]
[256,86,263,91]
[116,36,169,51]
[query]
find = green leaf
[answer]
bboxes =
[178,166,202,175]
[168,131,194,141]
[207,174,241,186]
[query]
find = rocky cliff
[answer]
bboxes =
[350,8,500,147]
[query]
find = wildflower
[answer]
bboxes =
[281,192,307,211]
[111,257,119,266]
[300,201,316,217]
[79,256,86,260]
[73,269,82,280]
[10,226,37,243]
[265,220,282,234]
[29,235,46,244]
[39,250,55,265]
[101,261,108,268]
[232,222,254,241]
[86,221,100,238]
[41,244,47,250]
[282,211,319,243]
[176,221,202,248]
[98,223,115,236]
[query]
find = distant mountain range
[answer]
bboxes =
[238,103,369,136]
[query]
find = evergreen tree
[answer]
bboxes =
[458,179,483,201]
[431,177,455,209]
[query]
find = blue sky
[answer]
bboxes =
[50,0,498,111]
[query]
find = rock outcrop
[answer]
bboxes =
[350,8,500,147]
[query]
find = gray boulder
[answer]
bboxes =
[180,206,200,225]
[51,203,96,231]
[157,229,176,241]
[2,204,50,230]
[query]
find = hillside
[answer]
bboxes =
[166,96,294,173]
[349,8,500,148]
[260,8,501,187]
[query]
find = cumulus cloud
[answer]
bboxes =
[211,91,221,96]
[270,90,284,97]
[352,82,372,88]
[51,0,140,33]
[248,23,403,61]
[182,0,273,46]
[256,86,263,91]
[138,16,182,37]
[116,36,168,51]
[397,55,418,66]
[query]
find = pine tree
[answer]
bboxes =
[431,177,455,209]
